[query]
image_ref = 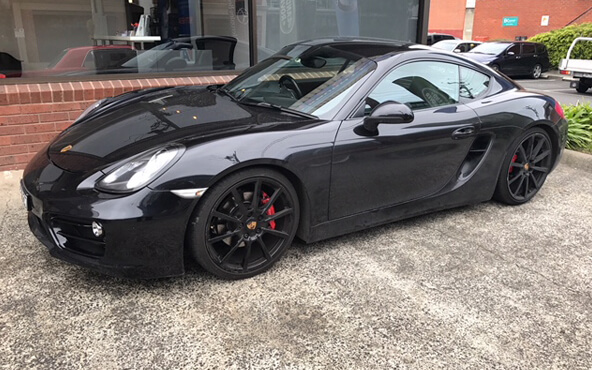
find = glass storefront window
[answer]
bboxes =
[256,0,420,61]
[0,0,250,79]
[0,0,422,81]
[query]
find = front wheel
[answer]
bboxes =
[494,128,553,205]
[189,168,300,279]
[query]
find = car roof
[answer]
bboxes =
[434,40,481,45]
[284,37,422,59]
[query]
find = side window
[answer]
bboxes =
[459,67,490,99]
[522,44,535,55]
[367,61,459,112]
[536,44,546,54]
[507,44,520,55]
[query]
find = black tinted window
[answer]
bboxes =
[507,44,520,55]
[536,44,547,54]
[522,44,536,54]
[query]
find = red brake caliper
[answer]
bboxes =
[261,192,276,230]
[509,154,518,174]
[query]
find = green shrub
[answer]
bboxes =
[562,103,592,151]
[529,23,592,68]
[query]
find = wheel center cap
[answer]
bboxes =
[246,220,257,231]
[524,163,530,171]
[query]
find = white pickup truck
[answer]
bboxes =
[560,37,592,93]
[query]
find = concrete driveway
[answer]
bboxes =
[1,151,591,369]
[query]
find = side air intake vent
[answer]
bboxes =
[458,135,492,180]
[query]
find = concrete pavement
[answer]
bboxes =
[0,151,591,369]
[517,71,592,106]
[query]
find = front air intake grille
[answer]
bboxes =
[49,217,106,257]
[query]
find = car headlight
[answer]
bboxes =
[75,98,107,123]
[96,144,184,193]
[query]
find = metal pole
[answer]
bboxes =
[248,0,258,66]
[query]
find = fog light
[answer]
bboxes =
[92,221,104,237]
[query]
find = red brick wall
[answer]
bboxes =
[473,0,592,41]
[0,76,235,171]
[428,0,467,38]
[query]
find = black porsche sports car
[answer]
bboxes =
[22,38,568,279]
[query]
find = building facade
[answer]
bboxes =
[0,0,431,171]
[428,0,466,38]
[472,0,592,42]
[429,0,592,42]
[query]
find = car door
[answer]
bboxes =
[520,43,537,74]
[329,60,481,219]
[500,43,521,75]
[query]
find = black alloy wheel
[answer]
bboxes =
[189,168,299,279]
[494,128,553,205]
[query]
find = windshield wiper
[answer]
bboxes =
[216,87,239,102]
[240,100,317,119]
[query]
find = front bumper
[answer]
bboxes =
[21,157,197,279]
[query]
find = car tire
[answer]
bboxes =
[531,64,542,79]
[188,168,300,279]
[493,128,553,205]
[576,83,589,93]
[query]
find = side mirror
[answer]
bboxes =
[453,48,462,53]
[363,101,414,132]
[507,51,515,56]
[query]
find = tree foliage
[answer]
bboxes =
[529,23,592,68]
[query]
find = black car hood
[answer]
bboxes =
[48,86,306,172]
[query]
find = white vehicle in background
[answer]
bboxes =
[560,37,592,93]
[431,40,482,53]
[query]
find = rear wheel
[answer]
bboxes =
[531,64,542,79]
[189,168,300,279]
[494,128,553,205]
[576,82,589,93]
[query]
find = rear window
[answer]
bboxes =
[535,44,547,54]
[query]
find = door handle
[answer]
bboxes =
[452,126,475,139]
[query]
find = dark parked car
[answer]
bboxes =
[105,36,239,74]
[22,38,567,279]
[426,33,458,45]
[464,41,550,79]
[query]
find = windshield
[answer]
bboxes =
[121,41,184,69]
[468,43,509,55]
[223,44,377,119]
[47,49,69,68]
[432,41,458,51]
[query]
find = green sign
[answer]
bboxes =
[503,17,519,27]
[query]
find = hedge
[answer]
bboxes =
[529,23,592,69]
[563,103,592,152]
